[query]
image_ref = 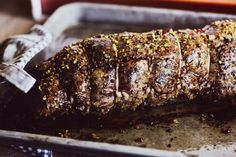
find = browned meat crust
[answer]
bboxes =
[33,20,236,118]
[36,43,90,117]
[148,29,181,106]
[83,34,118,113]
[115,32,152,110]
[117,59,150,110]
[177,29,210,100]
[217,41,236,96]
[203,20,236,97]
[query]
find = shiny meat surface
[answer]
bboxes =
[117,59,150,110]
[148,29,181,106]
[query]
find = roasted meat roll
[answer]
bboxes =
[32,20,236,118]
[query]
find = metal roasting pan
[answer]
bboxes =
[2,2,236,157]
